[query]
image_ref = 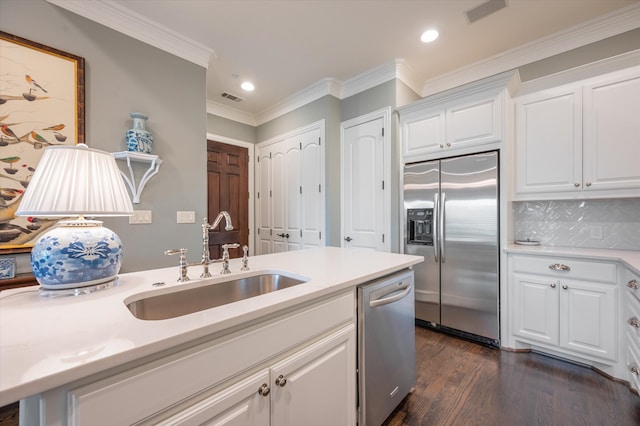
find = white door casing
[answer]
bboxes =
[341,108,391,252]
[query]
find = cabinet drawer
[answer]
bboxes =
[627,332,640,393]
[68,291,355,425]
[625,268,640,301]
[510,255,616,283]
[627,292,640,345]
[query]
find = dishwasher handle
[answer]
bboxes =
[369,281,412,308]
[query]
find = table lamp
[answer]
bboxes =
[15,144,134,295]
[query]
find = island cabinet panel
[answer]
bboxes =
[509,254,618,363]
[65,291,354,426]
[514,65,640,200]
[625,269,640,394]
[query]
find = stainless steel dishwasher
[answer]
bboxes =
[358,269,415,426]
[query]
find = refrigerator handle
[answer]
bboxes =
[440,192,446,263]
[433,193,439,262]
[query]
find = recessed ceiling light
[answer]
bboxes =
[241,81,255,91]
[421,29,439,43]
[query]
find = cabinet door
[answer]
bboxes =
[512,273,559,345]
[153,370,270,426]
[270,325,356,426]
[446,92,502,150]
[559,279,617,361]
[256,147,273,255]
[583,70,640,192]
[514,87,582,195]
[300,128,324,249]
[401,107,446,157]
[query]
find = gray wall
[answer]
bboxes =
[1,0,208,273]
[207,114,257,143]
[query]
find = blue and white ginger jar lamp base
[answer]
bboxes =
[31,218,124,290]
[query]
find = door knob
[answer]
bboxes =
[344,236,352,242]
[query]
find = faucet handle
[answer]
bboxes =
[164,248,190,282]
[241,245,249,271]
[220,243,240,274]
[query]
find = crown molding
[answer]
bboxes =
[46,0,215,68]
[254,78,341,126]
[207,100,258,127]
[421,3,640,97]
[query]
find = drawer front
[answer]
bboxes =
[627,291,640,344]
[510,255,616,283]
[625,268,640,301]
[68,291,355,425]
[627,332,640,393]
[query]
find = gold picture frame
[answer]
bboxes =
[0,31,85,253]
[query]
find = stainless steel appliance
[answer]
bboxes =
[358,269,415,426]
[404,151,499,345]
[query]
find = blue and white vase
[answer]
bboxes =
[126,112,153,154]
[30,220,124,289]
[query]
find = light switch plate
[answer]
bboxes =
[177,211,196,224]
[130,210,152,224]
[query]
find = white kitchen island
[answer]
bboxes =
[0,247,422,425]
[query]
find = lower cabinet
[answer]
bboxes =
[625,267,640,392]
[23,292,356,426]
[509,254,618,363]
[152,325,355,426]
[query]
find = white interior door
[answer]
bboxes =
[300,128,324,248]
[341,111,388,251]
[256,147,272,255]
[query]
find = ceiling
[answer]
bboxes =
[68,1,640,124]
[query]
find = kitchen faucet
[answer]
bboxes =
[165,211,238,280]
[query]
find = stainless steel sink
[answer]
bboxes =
[126,273,308,320]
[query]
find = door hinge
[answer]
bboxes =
[258,228,260,235]
[382,234,385,243]
[318,184,321,192]
[300,229,302,237]
[300,186,302,194]
[257,192,260,199]
[270,229,272,236]
[257,156,260,163]
[270,190,272,197]
[382,127,385,137]
[318,137,321,146]
[382,180,385,190]
[300,142,302,150]
[319,231,322,240]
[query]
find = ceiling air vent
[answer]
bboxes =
[221,92,244,102]
[465,0,507,24]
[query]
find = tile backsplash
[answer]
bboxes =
[513,199,640,250]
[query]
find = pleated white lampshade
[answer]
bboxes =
[16,144,134,217]
[15,144,134,293]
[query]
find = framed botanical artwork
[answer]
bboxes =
[0,31,85,253]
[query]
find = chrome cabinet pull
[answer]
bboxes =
[628,280,639,290]
[344,236,352,242]
[630,364,640,376]
[585,182,592,187]
[562,284,568,290]
[549,263,571,272]
[574,182,580,187]
[275,375,287,387]
[629,317,640,328]
[258,383,270,396]
[550,283,556,288]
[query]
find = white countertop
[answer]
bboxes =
[0,247,422,405]
[505,243,640,275]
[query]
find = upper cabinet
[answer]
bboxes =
[399,71,516,162]
[514,65,640,200]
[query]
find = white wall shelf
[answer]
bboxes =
[113,151,162,204]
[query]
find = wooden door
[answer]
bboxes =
[207,140,249,259]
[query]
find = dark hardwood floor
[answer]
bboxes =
[385,326,640,426]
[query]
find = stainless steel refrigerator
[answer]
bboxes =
[403,151,499,345]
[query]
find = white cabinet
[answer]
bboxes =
[256,123,324,255]
[399,71,513,162]
[270,326,355,426]
[28,292,355,426]
[624,267,640,394]
[514,66,640,200]
[509,254,618,363]
[154,325,355,426]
